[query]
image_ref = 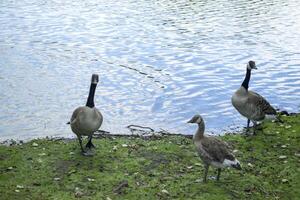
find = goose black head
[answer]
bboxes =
[247,60,257,70]
[187,114,204,124]
[91,74,99,84]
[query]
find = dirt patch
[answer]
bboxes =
[0,153,9,161]
[137,151,179,171]
[55,160,76,177]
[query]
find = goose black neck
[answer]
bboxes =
[86,83,97,108]
[241,68,251,90]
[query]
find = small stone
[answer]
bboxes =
[7,166,14,170]
[281,145,287,148]
[161,189,169,195]
[279,155,287,159]
[187,166,193,169]
[15,189,20,193]
[281,179,288,183]
[233,149,239,153]
[16,185,24,189]
[75,190,84,198]
[68,169,77,174]
[247,163,254,168]
[53,177,61,181]
[87,178,95,182]
[32,142,38,147]
[195,179,202,183]
[112,146,118,151]
[283,160,288,163]
[295,153,300,157]
[121,144,128,147]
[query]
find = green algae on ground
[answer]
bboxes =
[0,115,299,200]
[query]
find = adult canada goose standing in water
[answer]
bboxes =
[231,61,280,133]
[70,74,103,155]
[188,114,242,182]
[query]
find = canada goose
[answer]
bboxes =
[70,74,103,155]
[231,61,280,133]
[188,114,241,182]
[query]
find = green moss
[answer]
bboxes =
[0,115,299,200]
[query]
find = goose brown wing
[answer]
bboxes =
[70,107,84,123]
[248,91,277,115]
[201,137,235,162]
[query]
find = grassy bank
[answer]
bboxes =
[0,115,299,200]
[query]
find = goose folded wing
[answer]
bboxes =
[201,137,235,163]
[70,107,84,123]
[248,91,277,114]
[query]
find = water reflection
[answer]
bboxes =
[0,0,300,140]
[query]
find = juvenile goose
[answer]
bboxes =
[70,74,103,155]
[188,114,241,182]
[231,61,279,133]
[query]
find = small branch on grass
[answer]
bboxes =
[93,126,193,140]
[113,180,129,194]
[127,125,155,132]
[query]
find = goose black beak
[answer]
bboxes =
[187,119,196,123]
[232,163,242,170]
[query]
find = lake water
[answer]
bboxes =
[1,0,300,141]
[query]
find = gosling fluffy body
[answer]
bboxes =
[188,114,241,182]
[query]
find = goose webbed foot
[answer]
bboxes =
[81,150,94,156]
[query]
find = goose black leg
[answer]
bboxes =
[217,168,221,181]
[247,119,250,130]
[203,164,209,183]
[86,135,96,149]
[246,119,251,132]
[77,136,85,153]
[252,121,257,135]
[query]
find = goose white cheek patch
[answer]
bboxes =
[196,118,202,124]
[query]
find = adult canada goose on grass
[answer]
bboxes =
[188,114,242,182]
[231,61,281,134]
[70,74,103,155]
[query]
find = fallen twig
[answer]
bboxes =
[113,180,129,194]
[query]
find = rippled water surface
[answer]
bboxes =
[1,0,300,140]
